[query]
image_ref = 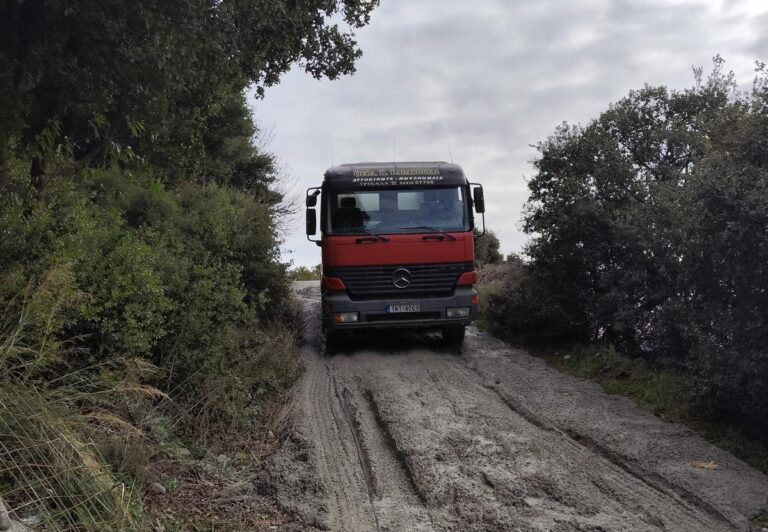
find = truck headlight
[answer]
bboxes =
[446,307,470,318]
[333,312,359,323]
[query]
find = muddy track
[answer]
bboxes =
[264,283,768,531]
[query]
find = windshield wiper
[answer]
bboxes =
[354,229,389,243]
[398,226,457,241]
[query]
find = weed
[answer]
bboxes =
[0,285,149,530]
[539,345,768,477]
[753,507,768,528]
[545,346,689,421]
[475,262,524,332]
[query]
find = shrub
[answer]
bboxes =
[0,282,144,530]
[289,264,322,281]
[1,1,380,527]
[487,59,768,433]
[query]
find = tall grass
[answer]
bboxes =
[0,386,138,529]
[0,270,301,529]
[0,284,146,530]
[175,321,301,450]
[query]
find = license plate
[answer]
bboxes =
[386,304,420,313]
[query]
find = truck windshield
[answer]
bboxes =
[329,187,468,235]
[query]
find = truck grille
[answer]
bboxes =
[325,262,473,300]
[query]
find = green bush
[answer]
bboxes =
[474,229,503,265]
[0,149,301,528]
[0,0,381,528]
[0,278,146,530]
[289,264,323,281]
[487,59,768,434]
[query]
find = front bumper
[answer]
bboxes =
[322,286,478,331]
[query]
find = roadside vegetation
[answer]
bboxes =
[481,58,768,476]
[289,264,323,281]
[539,346,768,476]
[475,252,524,332]
[0,1,378,529]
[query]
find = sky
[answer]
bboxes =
[252,0,768,267]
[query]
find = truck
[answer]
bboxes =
[305,161,486,350]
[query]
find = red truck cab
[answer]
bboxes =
[306,161,485,349]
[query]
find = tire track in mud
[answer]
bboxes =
[349,387,434,531]
[462,328,768,529]
[300,352,377,531]
[563,429,735,527]
[361,388,428,505]
[352,348,727,531]
[483,382,736,529]
[331,376,377,504]
[289,292,434,531]
[270,285,767,531]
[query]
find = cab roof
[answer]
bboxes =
[323,161,467,190]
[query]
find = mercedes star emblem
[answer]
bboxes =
[392,268,412,289]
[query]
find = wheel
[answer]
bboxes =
[324,330,342,354]
[442,325,465,346]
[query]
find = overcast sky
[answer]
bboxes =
[253,0,767,267]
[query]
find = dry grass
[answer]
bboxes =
[476,261,526,331]
[0,385,140,530]
[136,324,301,530]
[141,459,287,531]
[477,262,523,285]
[0,281,302,530]
[0,286,148,530]
[175,322,301,450]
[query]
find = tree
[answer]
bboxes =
[474,229,503,265]
[487,58,768,431]
[290,264,323,280]
[0,0,379,174]
[505,252,525,267]
[0,3,381,526]
[521,59,734,347]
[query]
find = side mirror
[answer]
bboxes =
[306,188,320,207]
[306,208,317,237]
[473,186,485,213]
[306,187,321,243]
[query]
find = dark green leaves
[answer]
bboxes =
[489,59,768,433]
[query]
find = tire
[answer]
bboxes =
[324,330,342,354]
[442,325,465,346]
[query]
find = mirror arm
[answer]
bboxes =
[476,212,486,237]
[305,187,320,207]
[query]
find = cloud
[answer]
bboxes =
[253,0,768,266]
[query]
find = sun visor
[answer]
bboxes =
[324,162,467,190]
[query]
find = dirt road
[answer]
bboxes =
[262,283,768,531]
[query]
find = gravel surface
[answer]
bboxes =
[261,283,768,531]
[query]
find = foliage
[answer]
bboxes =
[541,345,768,476]
[0,0,378,528]
[1,384,140,530]
[475,258,525,331]
[0,0,379,167]
[474,229,504,265]
[753,508,768,528]
[487,58,768,434]
[290,264,323,280]
[0,282,144,530]
[546,345,688,420]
